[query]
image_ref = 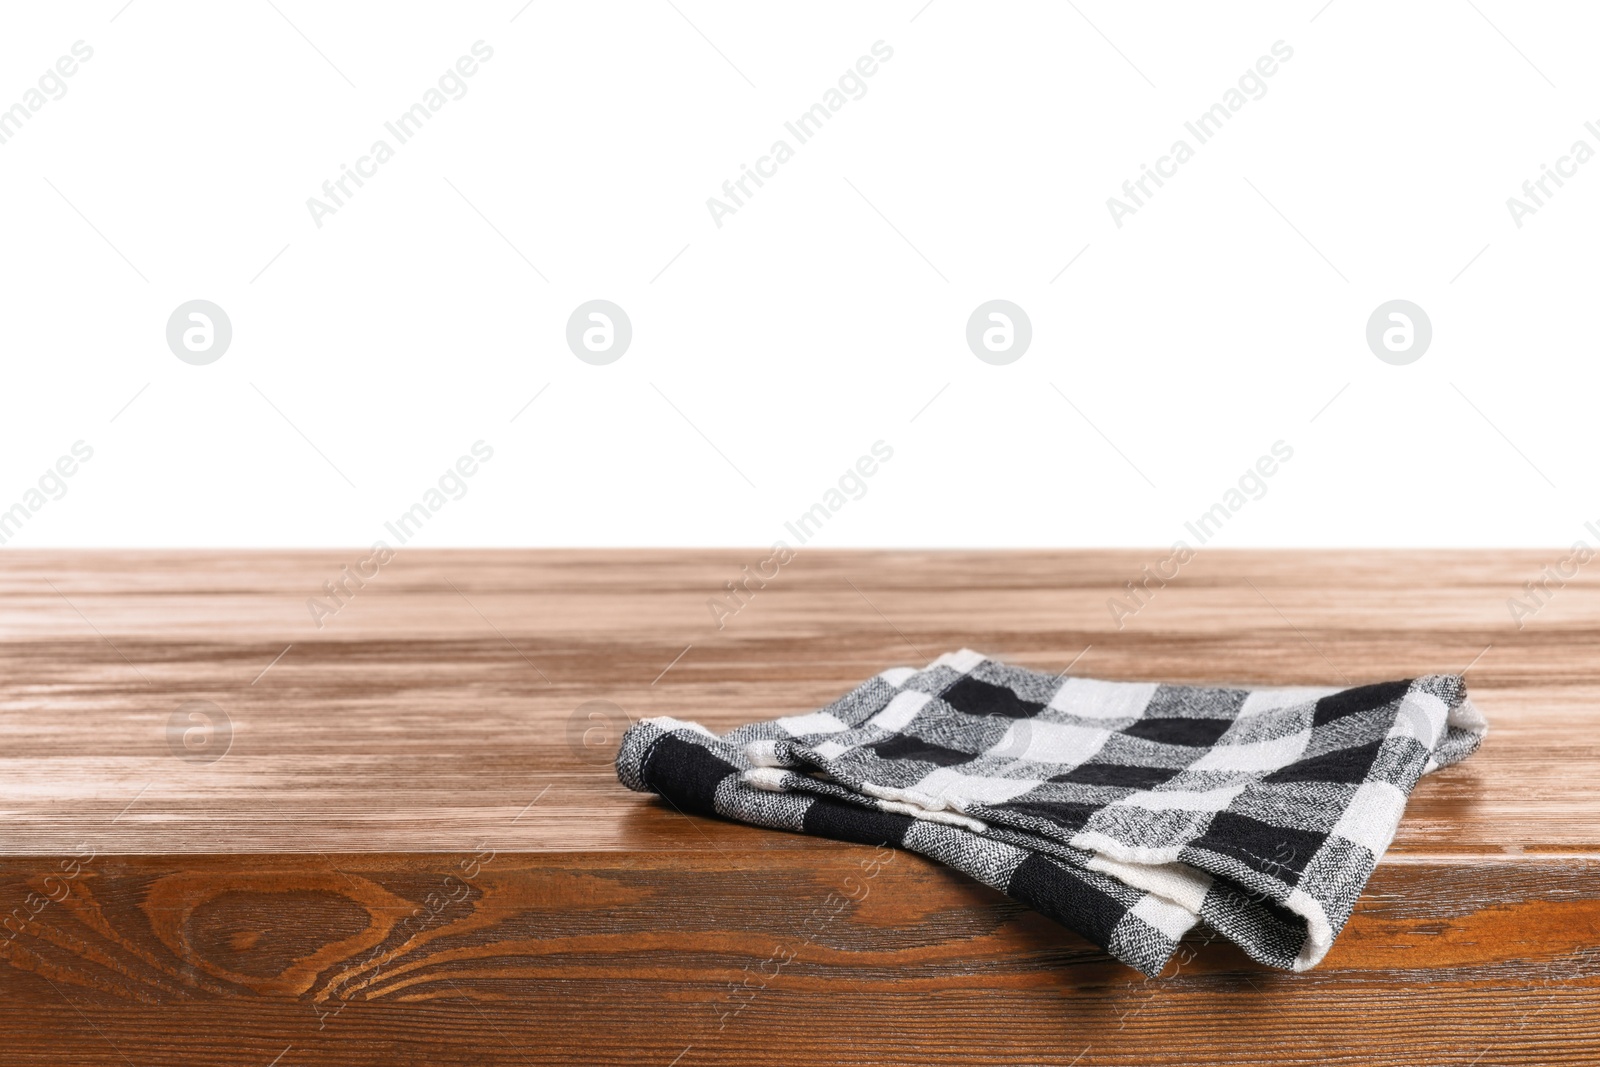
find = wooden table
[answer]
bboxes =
[1,550,1595,1065]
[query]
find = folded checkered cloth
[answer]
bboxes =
[616,649,1486,975]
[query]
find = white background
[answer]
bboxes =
[0,1,1593,548]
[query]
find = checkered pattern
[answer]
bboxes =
[616,649,1487,976]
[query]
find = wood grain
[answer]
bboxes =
[0,549,1596,1065]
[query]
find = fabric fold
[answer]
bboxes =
[615,649,1486,976]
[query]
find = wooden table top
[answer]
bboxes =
[2,549,1596,1066]
[1,548,1592,857]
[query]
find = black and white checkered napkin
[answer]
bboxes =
[616,649,1486,975]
